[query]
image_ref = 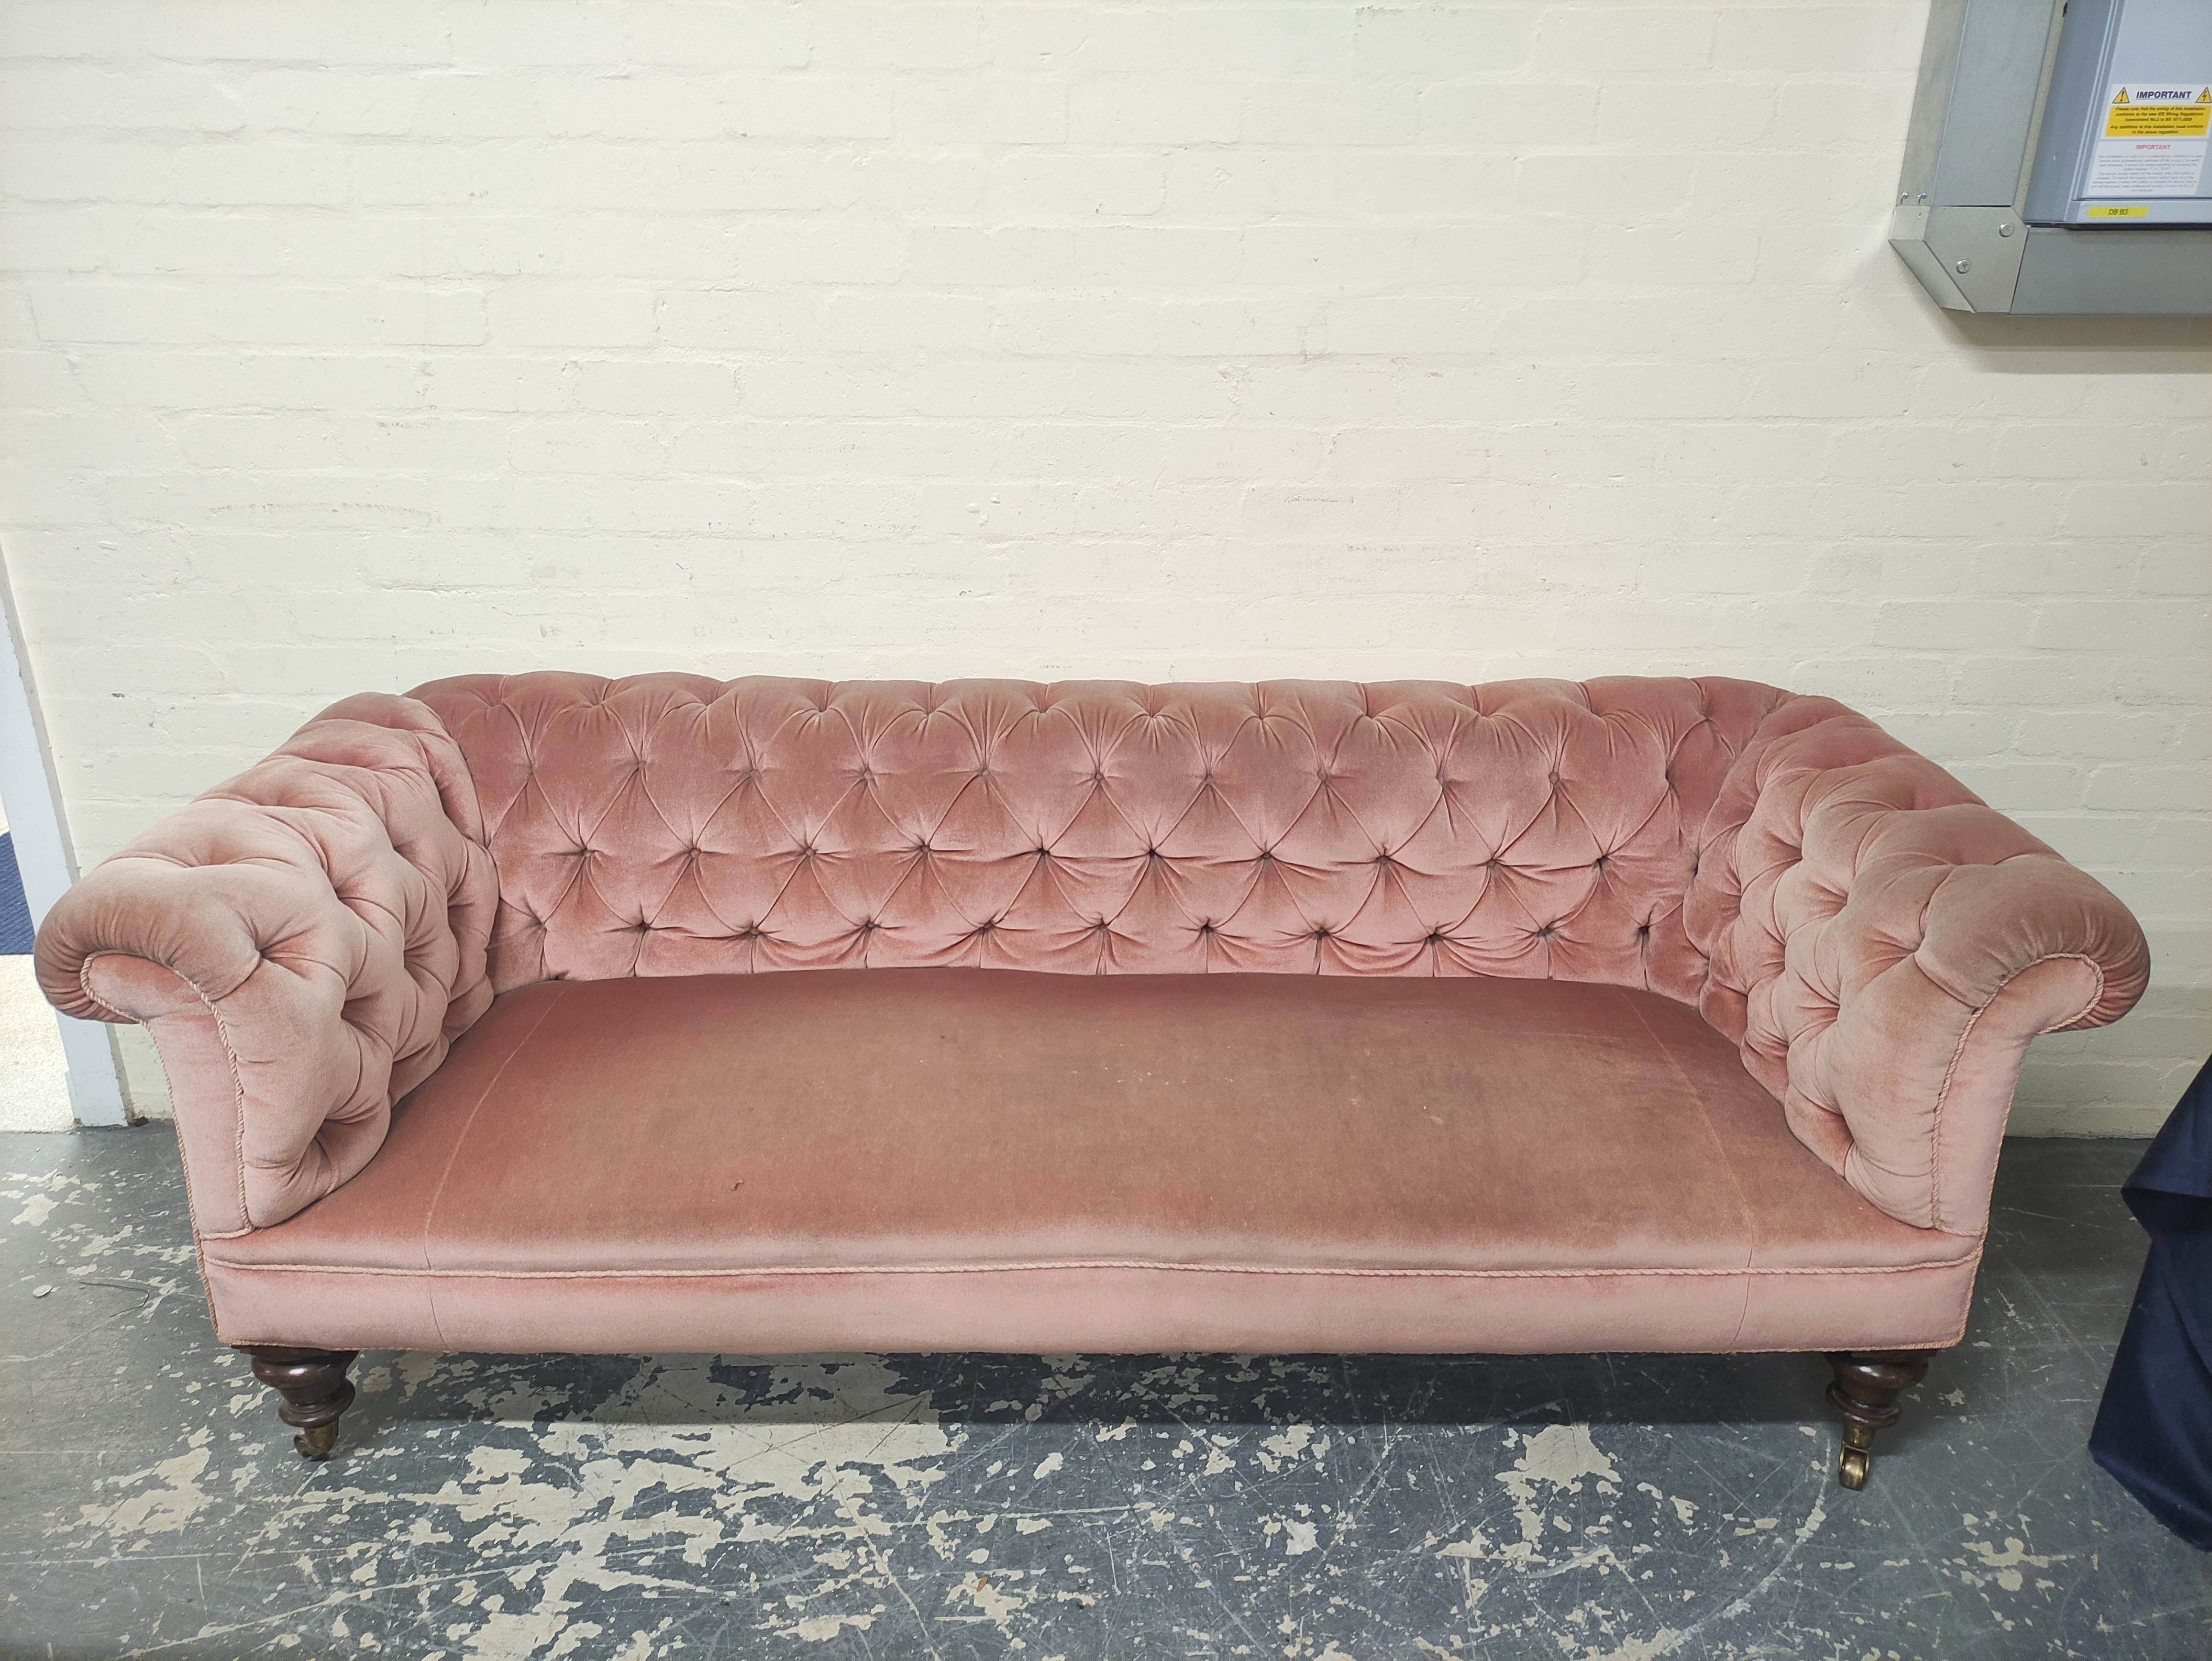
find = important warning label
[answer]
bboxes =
[2086,85,2210,199]
[2087,140,2210,195]
[2079,139,2203,197]
[2104,84,2212,139]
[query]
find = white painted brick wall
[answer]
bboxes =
[0,1,2205,1130]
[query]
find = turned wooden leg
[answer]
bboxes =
[1825,1350,1933,1490]
[239,1345,358,1460]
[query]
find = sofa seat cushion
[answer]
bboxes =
[206,969,1981,1355]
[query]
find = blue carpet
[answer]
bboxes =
[0,832,33,954]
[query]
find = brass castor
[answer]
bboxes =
[1825,1351,1933,1490]
[1837,1430,1874,1491]
[239,1345,358,1461]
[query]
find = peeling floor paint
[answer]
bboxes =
[2,1134,2208,1658]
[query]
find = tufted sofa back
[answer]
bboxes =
[410,673,1800,1005]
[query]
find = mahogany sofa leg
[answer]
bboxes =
[1825,1350,1934,1489]
[239,1345,358,1460]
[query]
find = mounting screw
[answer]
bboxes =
[1998,221,2015,237]
[1954,258,1971,273]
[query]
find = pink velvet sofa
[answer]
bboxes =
[36,674,2148,1486]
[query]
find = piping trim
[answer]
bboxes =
[84,952,255,1230]
[203,1254,1980,1281]
[416,980,572,1348]
[1928,951,2105,1231]
[1624,991,1759,1350]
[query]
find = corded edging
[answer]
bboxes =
[202,1254,1982,1281]
[1928,950,2106,1231]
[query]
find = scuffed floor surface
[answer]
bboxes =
[2,1133,2207,1659]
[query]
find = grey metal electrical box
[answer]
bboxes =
[1892,0,2212,314]
[2027,0,2212,225]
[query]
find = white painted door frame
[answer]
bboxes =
[0,543,132,1125]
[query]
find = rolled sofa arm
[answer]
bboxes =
[35,695,498,1235]
[1686,697,2150,1235]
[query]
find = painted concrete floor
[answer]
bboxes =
[1,1131,2207,1660]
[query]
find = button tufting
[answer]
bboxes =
[417,675,1813,1017]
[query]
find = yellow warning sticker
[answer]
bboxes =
[2105,84,2212,138]
[2087,205,2151,218]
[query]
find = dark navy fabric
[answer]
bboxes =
[2091,1055,2212,1550]
[0,832,32,955]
